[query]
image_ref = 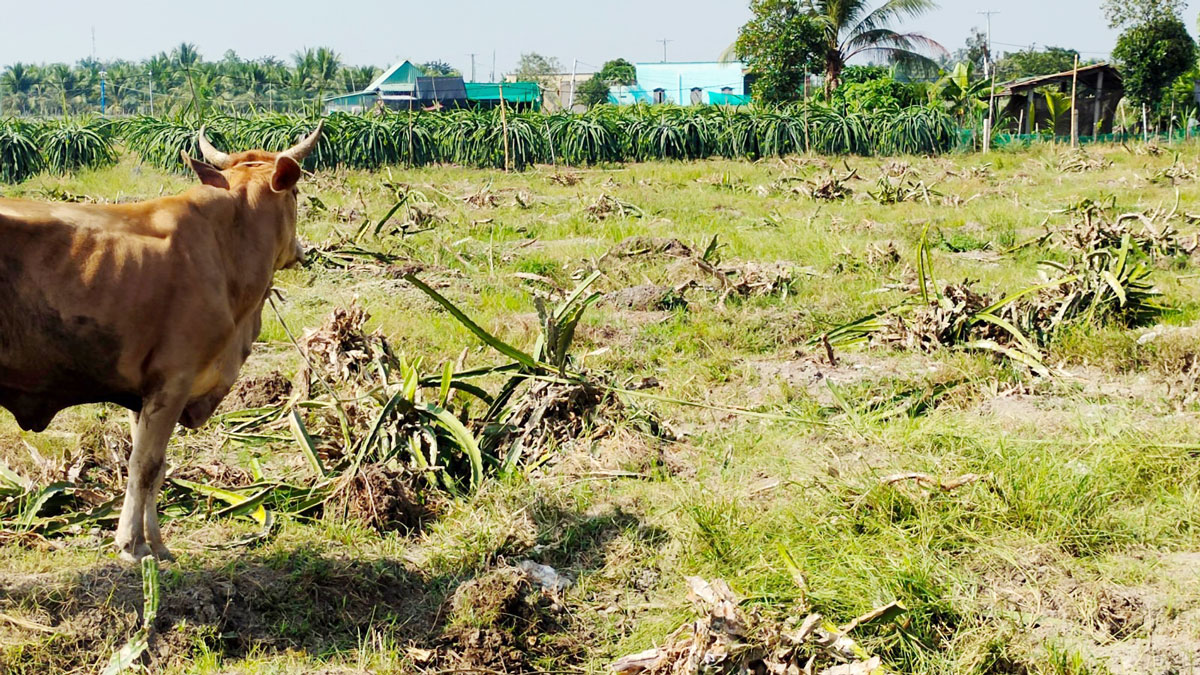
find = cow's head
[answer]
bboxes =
[182,123,323,270]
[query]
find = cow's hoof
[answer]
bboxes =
[149,543,175,563]
[116,541,152,563]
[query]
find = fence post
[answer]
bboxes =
[499,82,511,172]
[1070,55,1079,148]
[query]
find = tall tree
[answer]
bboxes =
[1112,16,1196,112]
[597,58,637,85]
[511,52,564,87]
[993,47,1081,81]
[1102,0,1186,28]
[806,0,944,96]
[421,60,460,77]
[735,0,825,103]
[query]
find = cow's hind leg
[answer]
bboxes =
[116,390,186,562]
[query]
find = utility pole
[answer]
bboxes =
[491,51,496,82]
[469,53,477,82]
[567,58,578,111]
[977,11,999,79]
[148,68,154,115]
[100,70,106,115]
[658,38,673,63]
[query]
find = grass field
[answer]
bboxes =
[3,140,1200,674]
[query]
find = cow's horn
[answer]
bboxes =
[197,127,232,169]
[279,120,324,163]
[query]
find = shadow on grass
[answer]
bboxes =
[0,503,667,672]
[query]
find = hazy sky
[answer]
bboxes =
[0,1,1193,75]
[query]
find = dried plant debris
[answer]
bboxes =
[329,464,438,533]
[819,233,1163,376]
[1050,197,1199,260]
[298,304,381,392]
[606,236,695,259]
[462,184,501,208]
[1055,149,1112,173]
[501,379,609,457]
[869,167,940,205]
[1148,154,1197,186]
[610,577,902,675]
[221,371,293,412]
[777,166,858,201]
[587,193,646,220]
[439,564,582,673]
[548,170,582,186]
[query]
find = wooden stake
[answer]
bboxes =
[1070,55,1079,148]
[499,82,511,172]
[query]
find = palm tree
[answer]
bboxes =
[1,63,37,113]
[312,47,342,101]
[806,0,944,96]
[48,63,75,114]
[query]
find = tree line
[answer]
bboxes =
[0,45,463,117]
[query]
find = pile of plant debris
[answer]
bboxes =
[0,273,634,545]
[436,562,584,673]
[868,166,940,205]
[611,576,904,675]
[1054,149,1112,173]
[587,193,646,220]
[818,230,1163,376]
[775,165,858,201]
[1042,196,1199,261]
[602,235,805,305]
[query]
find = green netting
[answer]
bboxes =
[957,128,1197,150]
[464,82,541,103]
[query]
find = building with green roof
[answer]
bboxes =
[326,60,541,113]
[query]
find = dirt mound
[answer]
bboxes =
[439,565,582,673]
[220,371,293,412]
[330,464,439,533]
[603,284,688,311]
[606,236,695,259]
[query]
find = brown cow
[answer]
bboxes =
[0,124,322,561]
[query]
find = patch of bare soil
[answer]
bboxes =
[219,371,293,412]
[741,350,942,408]
[602,284,689,312]
[974,549,1200,674]
[437,565,585,673]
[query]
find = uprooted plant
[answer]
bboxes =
[0,272,627,546]
[868,166,941,205]
[816,228,1163,376]
[1044,196,1199,261]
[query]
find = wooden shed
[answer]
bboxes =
[993,63,1123,136]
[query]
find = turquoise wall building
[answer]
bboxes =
[632,62,749,106]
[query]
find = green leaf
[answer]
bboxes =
[404,274,540,370]
[424,404,484,490]
[288,408,326,478]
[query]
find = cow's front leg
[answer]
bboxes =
[116,388,187,562]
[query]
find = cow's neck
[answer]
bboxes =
[208,191,281,321]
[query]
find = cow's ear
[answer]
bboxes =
[271,156,303,193]
[182,151,229,189]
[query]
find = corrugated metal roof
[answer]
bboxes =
[996,63,1121,96]
[364,60,423,93]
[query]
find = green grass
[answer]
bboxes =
[4,140,1200,673]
